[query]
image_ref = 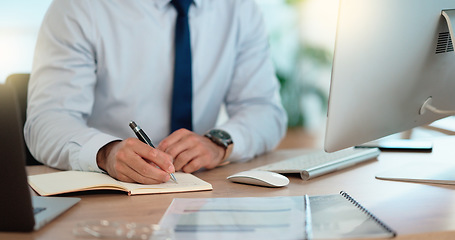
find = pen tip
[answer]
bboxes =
[170,173,178,183]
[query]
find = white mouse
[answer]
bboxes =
[227,170,289,187]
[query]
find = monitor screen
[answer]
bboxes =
[325,0,455,152]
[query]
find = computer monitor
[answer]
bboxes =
[325,0,455,152]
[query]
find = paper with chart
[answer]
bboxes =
[159,196,306,240]
[159,194,395,240]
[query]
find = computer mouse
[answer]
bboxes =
[227,170,289,188]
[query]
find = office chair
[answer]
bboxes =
[5,74,42,165]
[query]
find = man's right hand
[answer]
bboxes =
[96,138,175,184]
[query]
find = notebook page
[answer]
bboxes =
[28,171,124,196]
[120,172,212,195]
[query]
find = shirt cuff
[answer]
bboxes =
[74,133,121,172]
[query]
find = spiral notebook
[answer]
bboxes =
[158,191,396,240]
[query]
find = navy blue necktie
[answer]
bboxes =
[170,0,193,132]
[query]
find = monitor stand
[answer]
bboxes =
[380,10,455,186]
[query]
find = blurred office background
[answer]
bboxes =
[0,0,52,83]
[1,0,453,148]
[0,0,335,128]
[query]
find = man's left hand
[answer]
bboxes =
[157,129,225,173]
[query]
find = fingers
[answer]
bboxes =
[158,128,189,151]
[102,138,174,184]
[158,129,225,173]
[112,160,166,184]
[119,147,171,184]
[159,129,199,171]
[179,142,224,173]
[131,139,175,174]
[173,147,199,171]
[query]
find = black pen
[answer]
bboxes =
[129,121,178,183]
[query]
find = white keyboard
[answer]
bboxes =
[253,147,380,180]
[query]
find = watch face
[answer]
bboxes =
[210,129,231,140]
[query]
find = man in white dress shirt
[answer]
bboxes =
[25,0,288,184]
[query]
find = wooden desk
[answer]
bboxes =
[3,137,455,239]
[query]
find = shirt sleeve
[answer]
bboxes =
[24,0,119,172]
[218,0,288,162]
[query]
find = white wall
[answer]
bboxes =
[0,1,52,83]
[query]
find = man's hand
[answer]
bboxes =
[96,138,175,184]
[157,129,225,173]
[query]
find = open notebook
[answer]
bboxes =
[28,171,212,196]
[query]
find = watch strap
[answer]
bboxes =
[221,142,233,163]
[204,129,233,165]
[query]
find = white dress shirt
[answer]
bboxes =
[25,0,288,172]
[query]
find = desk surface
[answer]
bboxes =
[3,136,455,239]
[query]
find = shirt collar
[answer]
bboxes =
[155,0,202,10]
